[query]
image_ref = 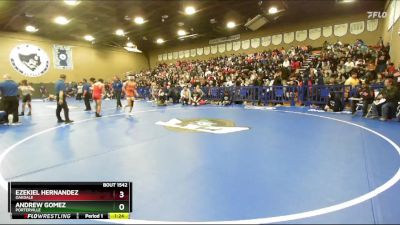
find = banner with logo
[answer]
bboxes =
[158,54,163,61]
[173,52,178,59]
[334,23,348,37]
[10,44,50,77]
[196,48,203,55]
[250,38,260,48]
[322,26,332,37]
[184,50,190,58]
[350,21,364,35]
[179,51,185,59]
[218,43,226,53]
[168,52,173,60]
[241,40,250,50]
[232,41,241,51]
[204,46,210,55]
[190,49,196,57]
[284,32,294,44]
[309,28,321,40]
[272,34,282,45]
[261,36,271,47]
[226,42,232,51]
[295,30,307,42]
[211,45,218,54]
[53,45,73,70]
[367,19,379,32]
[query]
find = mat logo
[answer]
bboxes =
[156,118,249,134]
[10,44,50,77]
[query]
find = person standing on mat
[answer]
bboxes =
[0,74,20,125]
[112,76,123,109]
[82,78,92,111]
[123,75,138,114]
[18,80,34,116]
[55,74,73,123]
[92,78,105,117]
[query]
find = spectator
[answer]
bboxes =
[368,78,399,121]
[0,74,20,125]
[180,86,191,105]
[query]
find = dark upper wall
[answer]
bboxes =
[382,0,400,67]
[148,13,383,68]
[0,31,149,84]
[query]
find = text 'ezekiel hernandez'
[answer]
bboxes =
[15,190,79,199]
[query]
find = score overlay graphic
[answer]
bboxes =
[8,182,132,219]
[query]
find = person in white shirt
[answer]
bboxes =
[180,86,191,105]
[344,58,355,73]
[282,57,290,68]
[18,80,34,116]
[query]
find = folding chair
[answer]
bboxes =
[365,90,381,118]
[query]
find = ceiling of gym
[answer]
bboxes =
[0,0,385,53]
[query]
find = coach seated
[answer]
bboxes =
[157,85,168,106]
[191,85,205,106]
[368,78,399,121]
[218,89,232,106]
[180,86,191,105]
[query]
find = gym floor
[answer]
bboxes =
[0,99,399,224]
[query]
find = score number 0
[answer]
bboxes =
[118,191,126,211]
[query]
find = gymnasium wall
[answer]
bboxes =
[148,13,383,68]
[0,31,149,84]
[382,0,400,67]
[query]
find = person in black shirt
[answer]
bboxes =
[324,91,343,112]
[358,81,374,117]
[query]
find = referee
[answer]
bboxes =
[55,74,73,123]
[0,74,20,125]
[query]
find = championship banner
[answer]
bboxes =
[211,45,218,54]
[284,32,294,44]
[167,52,173,60]
[179,51,185,59]
[204,46,211,55]
[309,28,321,40]
[196,48,204,55]
[241,40,250,50]
[226,42,232,51]
[173,52,178,59]
[367,19,379,32]
[251,38,260,48]
[53,45,73,70]
[232,41,241,51]
[261,36,271,47]
[322,26,332,37]
[190,49,196,57]
[218,44,226,53]
[334,23,348,37]
[184,50,190,58]
[272,34,282,45]
[350,21,364,35]
[295,30,307,42]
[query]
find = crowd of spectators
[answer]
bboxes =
[2,38,399,123]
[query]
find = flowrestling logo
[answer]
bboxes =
[156,118,249,134]
[367,11,387,19]
[10,44,50,77]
